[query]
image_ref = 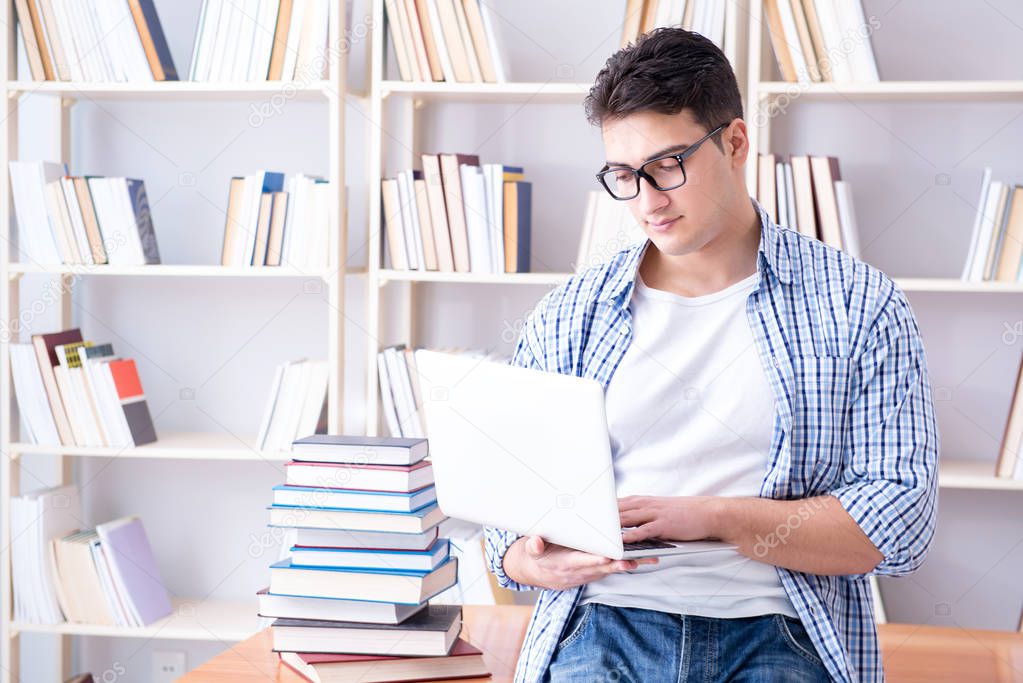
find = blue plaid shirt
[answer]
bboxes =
[485,198,939,683]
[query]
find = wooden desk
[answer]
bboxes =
[181,606,1023,682]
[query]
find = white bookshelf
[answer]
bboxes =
[364,1,747,435]
[0,2,350,681]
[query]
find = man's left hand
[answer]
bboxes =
[618,495,723,544]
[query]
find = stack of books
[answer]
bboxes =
[257,359,330,452]
[620,0,727,50]
[14,0,177,82]
[12,483,172,627]
[763,0,878,84]
[756,153,861,257]
[262,435,483,682]
[10,327,158,448]
[189,0,331,82]
[9,161,161,266]
[384,0,506,83]
[382,155,531,273]
[961,169,1023,283]
[576,190,646,272]
[221,172,330,269]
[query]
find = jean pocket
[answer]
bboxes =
[774,614,825,666]
[557,602,595,651]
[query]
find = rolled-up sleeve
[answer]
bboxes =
[483,293,551,591]
[832,285,939,578]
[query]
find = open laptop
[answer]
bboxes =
[413,349,736,560]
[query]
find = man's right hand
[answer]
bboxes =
[502,535,659,591]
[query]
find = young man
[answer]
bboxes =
[485,28,938,683]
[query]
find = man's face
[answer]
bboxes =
[601,109,741,257]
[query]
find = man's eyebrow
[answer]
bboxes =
[605,143,690,168]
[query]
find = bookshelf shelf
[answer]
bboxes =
[6,263,339,279]
[11,597,260,641]
[4,80,337,101]
[940,459,1023,491]
[378,269,573,286]
[0,1,351,679]
[6,430,292,461]
[381,80,593,103]
[757,80,1023,102]
[894,278,1023,293]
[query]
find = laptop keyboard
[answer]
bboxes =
[622,539,675,551]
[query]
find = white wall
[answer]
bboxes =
[12,0,1023,680]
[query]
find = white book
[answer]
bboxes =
[59,178,94,265]
[575,191,599,272]
[396,171,423,270]
[377,352,402,437]
[477,0,506,82]
[256,362,287,450]
[79,348,120,447]
[836,0,879,82]
[218,3,244,81]
[94,0,129,81]
[425,0,456,82]
[52,0,85,81]
[113,0,153,81]
[249,0,281,80]
[834,180,862,259]
[188,0,211,80]
[460,164,491,273]
[296,0,328,79]
[294,359,328,442]
[813,0,854,83]
[279,361,313,451]
[71,0,106,81]
[708,0,726,48]
[263,360,302,452]
[310,181,331,270]
[384,347,422,437]
[970,181,1005,282]
[483,164,505,272]
[962,168,993,279]
[783,161,798,233]
[14,486,81,624]
[232,0,260,81]
[775,160,787,229]
[453,0,482,82]
[9,344,60,445]
[90,538,130,626]
[776,0,812,84]
[281,0,307,80]
[9,160,64,264]
[85,0,116,80]
[113,178,148,265]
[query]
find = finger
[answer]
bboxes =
[525,535,545,558]
[622,523,659,544]
[619,508,653,526]
[607,559,640,573]
[617,496,643,511]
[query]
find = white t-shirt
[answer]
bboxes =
[580,270,797,619]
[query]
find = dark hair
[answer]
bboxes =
[584,28,743,149]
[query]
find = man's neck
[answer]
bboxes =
[639,200,761,298]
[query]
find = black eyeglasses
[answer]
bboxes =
[596,123,728,201]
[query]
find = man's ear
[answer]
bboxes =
[725,119,750,168]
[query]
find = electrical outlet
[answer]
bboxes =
[152,650,187,683]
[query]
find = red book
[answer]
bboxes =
[279,638,490,683]
[107,358,157,446]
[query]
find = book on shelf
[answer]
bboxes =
[621,0,727,52]
[279,637,488,683]
[385,0,506,83]
[755,153,861,257]
[190,0,333,82]
[220,172,330,269]
[382,155,531,274]
[961,169,1023,283]
[996,353,1023,480]
[763,0,878,84]
[11,328,158,448]
[256,358,329,452]
[9,161,162,266]
[14,0,177,82]
[575,190,646,272]
[264,434,476,680]
[10,485,80,624]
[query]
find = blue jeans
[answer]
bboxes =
[544,603,833,682]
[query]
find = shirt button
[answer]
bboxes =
[772,355,780,367]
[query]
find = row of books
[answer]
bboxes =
[10,161,161,266]
[190,0,331,82]
[961,169,1023,283]
[257,359,329,452]
[221,172,330,269]
[15,0,177,82]
[756,153,861,257]
[12,485,171,627]
[621,0,727,50]
[10,327,157,448]
[576,190,645,272]
[763,0,879,84]
[382,154,532,273]
[384,0,506,83]
[263,435,485,682]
